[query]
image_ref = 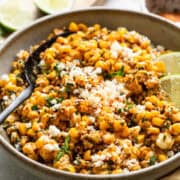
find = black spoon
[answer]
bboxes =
[0,31,72,124]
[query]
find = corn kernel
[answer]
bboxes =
[84,150,91,161]
[69,128,79,139]
[147,127,160,134]
[103,133,115,144]
[152,117,164,127]
[158,154,167,162]
[170,123,180,135]
[69,22,79,32]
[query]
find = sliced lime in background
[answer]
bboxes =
[34,0,74,14]
[157,52,180,108]
[156,52,180,75]
[160,75,180,108]
[0,0,36,31]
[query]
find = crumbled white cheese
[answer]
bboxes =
[56,62,65,71]
[110,41,138,60]
[123,168,130,173]
[26,123,32,128]
[126,159,139,168]
[80,79,128,110]
[87,125,95,131]
[167,151,174,157]
[49,125,60,137]
[2,96,9,101]
[38,135,50,142]
[39,60,46,67]
[73,59,80,65]
[93,161,104,167]
[44,143,59,151]
[51,103,61,111]
[16,50,26,58]
[88,116,96,123]
[10,94,16,101]
[136,105,145,112]
[0,74,9,81]
[50,99,57,105]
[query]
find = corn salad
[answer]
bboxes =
[0,22,179,174]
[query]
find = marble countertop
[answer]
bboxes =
[0,0,179,180]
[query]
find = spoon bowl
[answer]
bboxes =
[0,31,72,123]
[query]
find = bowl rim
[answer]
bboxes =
[0,7,180,179]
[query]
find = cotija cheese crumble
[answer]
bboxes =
[0,22,179,174]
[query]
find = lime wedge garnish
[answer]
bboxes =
[156,52,180,75]
[160,75,180,108]
[34,0,73,14]
[0,0,35,31]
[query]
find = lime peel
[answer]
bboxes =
[156,52,180,75]
[160,75,180,108]
[0,0,35,31]
[34,0,73,14]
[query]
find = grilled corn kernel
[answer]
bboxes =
[84,150,91,161]
[170,123,180,135]
[103,133,115,144]
[152,117,164,127]
[69,22,79,32]
[158,154,167,162]
[69,128,79,139]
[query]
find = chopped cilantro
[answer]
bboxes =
[55,151,65,161]
[56,97,64,103]
[149,154,156,165]
[163,134,167,141]
[16,73,22,78]
[46,97,54,107]
[134,137,138,144]
[117,108,122,113]
[65,83,74,93]
[120,122,125,126]
[142,118,147,122]
[111,66,125,77]
[46,96,64,107]
[54,62,62,73]
[31,105,38,111]
[127,103,134,109]
[55,136,70,161]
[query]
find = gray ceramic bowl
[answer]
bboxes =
[0,8,180,180]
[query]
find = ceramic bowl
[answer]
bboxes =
[0,8,180,180]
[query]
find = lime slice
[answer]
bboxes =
[34,0,73,14]
[156,52,180,75]
[160,75,180,108]
[0,0,35,31]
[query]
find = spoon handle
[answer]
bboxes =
[0,86,33,123]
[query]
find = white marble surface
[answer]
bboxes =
[0,0,179,180]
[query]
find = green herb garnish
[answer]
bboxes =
[117,108,122,113]
[65,83,74,93]
[46,97,54,107]
[56,97,64,103]
[134,137,138,144]
[149,154,156,165]
[127,103,134,109]
[31,105,38,111]
[55,136,70,161]
[111,66,125,77]
[163,134,167,141]
[54,62,62,73]
[142,117,147,122]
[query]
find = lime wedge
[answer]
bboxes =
[34,0,73,14]
[160,75,180,108]
[0,0,35,31]
[156,52,180,75]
